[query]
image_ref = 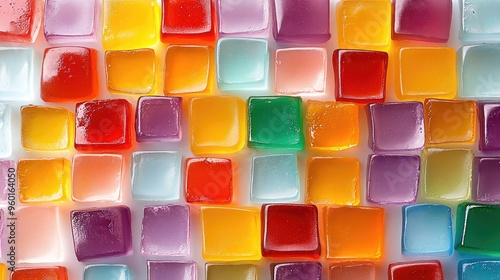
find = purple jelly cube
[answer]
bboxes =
[44,0,97,43]
[479,102,500,152]
[147,261,197,280]
[473,157,500,203]
[272,0,331,43]
[367,102,425,152]
[0,160,15,203]
[217,0,269,37]
[141,205,190,256]
[367,154,420,204]
[135,96,182,142]
[273,262,322,280]
[70,206,132,262]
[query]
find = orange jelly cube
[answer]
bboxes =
[11,267,68,280]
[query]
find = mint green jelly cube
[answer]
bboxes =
[84,264,130,280]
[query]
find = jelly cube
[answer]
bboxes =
[20,105,73,151]
[305,101,359,150]
[460,0,500,42]
[273,262,322,280]
[251,154,300,203]
[248,96,304,150]
[262,204,321,258]
[83,265,130,280]
[106,49,156,95]
[136,96,182,142]
[216,38,269,91]
[75,99,132,151]
[201,206,261,261]
[424,99,477,145]
[70,206,132,262]
[329,262,376,280]
[274,48,327,96]
[473,157,500,203]
[367,102,425,152]
[44,0,97,43]
[0,160,15,203]
[190,96,246,154]
[11,267,68,280]
[164,45,214,95]
[0,264,5,280]
[148,261,197,280]
[185,157,232,203]
[18,158,70,204]
[402,204,453,256]
[131,151,181,201]
[141,205,190,256]
[217,0,269,37]
[459,259,500,280]
[478,102,500,151]
[0,0,41,43]
[389,261,444,280]
[72,154,122,202]
[0,104,11,157]
[397,47,457,100]
[272,0,330,43]
[367,154,420,205]
[393,0,452,42]
[102,0,160,50]
[206,264,257,280]
[333,49,388,103]
[307,157,360,205]
[325,206,385,261]
[459,44,500,99]
[0,47,34,101]
[336,0,391,50]
[421,148,473,201]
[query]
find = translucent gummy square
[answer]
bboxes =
[44,0,97,43]
[0,48,34,101]
[0,104,11,157]
[460,0,500,42]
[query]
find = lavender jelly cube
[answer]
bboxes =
[70,206,132,262]
[473,157,500,203]
[367,102,425,152]
[479,102,500,152]
[141,205,190,256]
[0,160,14,203]
[273,262,322,280]
[148,261,197,280]
[44,0,97,43]
[217,0,269,37]
[367,154,420,205]
[135,96,182,142]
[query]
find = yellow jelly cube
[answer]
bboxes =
[336,0,391,51]
[21,105,74,151]
[105,49,156,94]
[397,47,457,100]
[189,96,246,154]
[0,263,5,280]
[102,0,160,50]
[201,206,261,261]
[307,157,360,205]
[18,158,71,204]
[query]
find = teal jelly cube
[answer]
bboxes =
[131,151,181,200]
[216,38,269,91]
[402,204,453,256]
[459,259,500,280]
[460,0,500,42]
[459,44,500,99]
[0,47,34,101]
[248,96,304,150]
[251,154,300,202]
[84,264,130,280]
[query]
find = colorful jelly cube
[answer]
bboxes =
[0,160,15,203]
[248,96,304,150]
[72,154,122,202]
[0,104,11,157]
[274,48,327,96]
[306,157,360,205]
[190,96,246,154]
[148,261,197,280]
[478,102,500,151]
[102,0,159,50]
[272,0,330,43]
[0,0,41,43]
[216,38,269,91]
[459,259,500,280]
[329,262,376,280]
[131,151,181,201]
[44,0,97,43]
[305,101,359,150]
[389,261,444,280]
[75,99,132,151]
[217,0,269,37]
[70,206,132,262]
[83,265,130,280]
[333,49,388,103]
[460,0,500,42]
[0,264,5,280]
[473,157,500,203]
[136,96,182,142]
[0,47,34,101]
[20,105,73,151]
[273,263,321,280]
[251,154,300,203]
[11,267,68,280]
[206,264,257,280]
[397,47,456,100]
[367,154,420,205]
[262,204,320,258]
[367,102,425,152]
[459,44,500,99]
[185,157,232,203]
[325,206,385,261]
[421,148,473,201]
[106,49,156,95]
[141,205,190,256]
[201,206,261,261]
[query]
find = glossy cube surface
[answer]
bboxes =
[273,262,322,280]
[0,48,34,101]
[389,261,444,280]
[0,104,11,157]
[135,96,182,142]
[44,0,96,43]
[0,0,41,43]
[185,157,232,203]
[12,267,68,280]
[147,261,197,280]
[106,49,156,95]
[329,262,376,280]
[460,0,500,42]
[473,157,500,203]
[459,260,500,280]
[83,265,130,280]
[459,44,500,99]
[478,102,500,151]
[217,0,268,36]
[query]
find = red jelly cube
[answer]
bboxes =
[389,261,444,280]
[262,204,321,258]
[333,49,388,103]
[0,0,42,43]
[75,99,132,151]
[12,266,68,280]
[185,157,232,203]
[41,47,98,102]
[161,0,216,43]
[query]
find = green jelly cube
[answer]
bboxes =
[247,96,304,150]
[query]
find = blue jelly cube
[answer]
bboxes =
[459,259,500,280]
[460,0,500,42]
[459,44,500,99]
[0,104,11,158]
[84,264,130,280]
[251,154,300,202]
[216,38,269,91]
[131,151,181,200]
[0,48,34,101]
[402,204,453,256]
